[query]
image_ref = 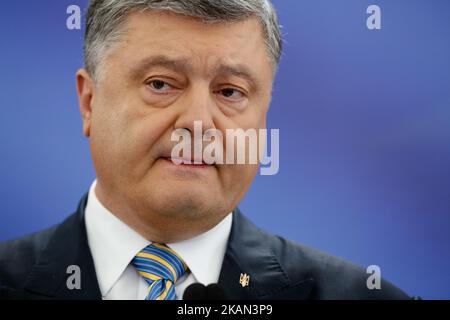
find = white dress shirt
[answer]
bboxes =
[85,180,233,300]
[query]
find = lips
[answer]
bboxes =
[161,156,210,166]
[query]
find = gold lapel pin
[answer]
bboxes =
[239,273,250,287]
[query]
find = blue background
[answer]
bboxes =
[1,0,449,299]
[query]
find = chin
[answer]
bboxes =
[145,187,221,220]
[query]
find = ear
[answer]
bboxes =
[76,69,95,137]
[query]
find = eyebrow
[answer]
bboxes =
[127,55,191,80]
[127,55,261,91]
[214,64,261,91]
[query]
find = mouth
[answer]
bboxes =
[160,156,213,168]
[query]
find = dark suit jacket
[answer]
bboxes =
[0,193,410,300]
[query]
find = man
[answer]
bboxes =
[0,0,410,300]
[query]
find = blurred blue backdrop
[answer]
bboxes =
[0,0,449,299]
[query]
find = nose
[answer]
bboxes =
[173,83,215,134]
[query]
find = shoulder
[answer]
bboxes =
[0,225,57,289]
[259,229,410,299]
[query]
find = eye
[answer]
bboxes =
[219,88,245,101]
[147,79,173,92]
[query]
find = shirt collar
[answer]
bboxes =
[85,180,149,297]
[85,180,233,296]
[168,212,232,286]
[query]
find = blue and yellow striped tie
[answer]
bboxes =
[132,243,188,300]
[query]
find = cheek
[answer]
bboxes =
[219,164,258,208]
[101,111,182,181]
[219,163,258,194]
[228,100,269,130]
[247,106,268,129]
[89,116,127,178]
[89,107,144,177]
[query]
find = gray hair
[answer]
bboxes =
[84,0,282,80]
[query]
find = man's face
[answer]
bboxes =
[79,11,274,241]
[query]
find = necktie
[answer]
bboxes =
[132,243,188,300]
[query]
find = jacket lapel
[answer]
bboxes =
[218,209,314,300]
[24,193,102,299]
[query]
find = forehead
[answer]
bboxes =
[107,10,273,76]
